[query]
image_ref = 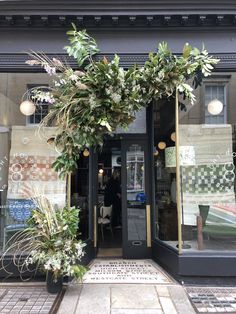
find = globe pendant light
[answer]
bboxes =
[171,132,176,142]
[207,99,223,115]
[20,100,36,116]
[158,141,166,150]
[83,148,90,157]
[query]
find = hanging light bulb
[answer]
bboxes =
[207,99,223,115]
[20,85,50,116]
[153,146,159,156]
[158,141,166,150]
[20,100,36,116]
[83,148,90,157]
[99,168,104,174]
[171,132,176,142]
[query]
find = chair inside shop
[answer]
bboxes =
[98,205,113,241]
[196,204,236,250]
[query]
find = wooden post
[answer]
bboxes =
[197,215,204,250]
[175,88,183,254]
[67,172,71,208]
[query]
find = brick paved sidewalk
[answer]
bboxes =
[0,283,62,314]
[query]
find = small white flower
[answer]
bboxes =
[76,82,88,90]
[44,64,56,76]
[60,79,67,85]
[69,74,78,81]
[111,93,121,104]
[54,81,61,87]
[74,70,85,77]
[88,95,96,108]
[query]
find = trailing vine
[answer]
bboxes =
[26,23,219,178]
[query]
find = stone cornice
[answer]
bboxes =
[0,53,236,71]
[1,1,236,15]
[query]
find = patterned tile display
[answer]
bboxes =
[186,286,236,313]
[7,126,66,207]
[0,285,61,314]
[9,156,59,182]
[182,165,234,194]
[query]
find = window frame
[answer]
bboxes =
[202,75,231,125]
[25,84,50,126]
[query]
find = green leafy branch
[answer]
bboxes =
[26,28,219,177]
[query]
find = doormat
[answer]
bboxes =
[83,259,173,284]
[186,286,236,313]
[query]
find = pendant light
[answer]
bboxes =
[158,141,166,150]
[207,99,223,115]
[20,100,36,116]
[171,132,176,142]
[83,148,90,157]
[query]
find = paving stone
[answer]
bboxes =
[75,284,110,314]
[41,306,51,311]
[168,285,195,314]
[57,284,82,314]
[111,285,161,309]
[155,286,169,297]
[111,310,163,314]
[22,306,33,310]
[159,297,177,314]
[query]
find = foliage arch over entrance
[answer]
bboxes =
[27,24,218,177]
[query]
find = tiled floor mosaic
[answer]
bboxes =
[83,259,174,284]
[0,285,62,314]
[186,286,236,313]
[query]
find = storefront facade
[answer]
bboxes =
[0,0,236,278]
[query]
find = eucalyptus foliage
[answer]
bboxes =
[26,24,218,177]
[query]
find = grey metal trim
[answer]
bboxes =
[1,1,236,15]
[1,53,236,72]
[0,14,236,29]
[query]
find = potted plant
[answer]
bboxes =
[1,193,87,293]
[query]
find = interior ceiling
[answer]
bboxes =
[154,98,175,141]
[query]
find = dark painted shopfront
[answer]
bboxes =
[0,0,236,278]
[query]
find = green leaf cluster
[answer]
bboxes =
[64,23,99,67]
[1,195,87,281]
[27,28,219,177]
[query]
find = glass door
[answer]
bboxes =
[121,139,151,258]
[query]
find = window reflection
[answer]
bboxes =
[126,144,146,241]
[180,73,236,251]
[153,99,178,245]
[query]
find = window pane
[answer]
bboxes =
[180,74,236,252]
[153,99,178,248]
[205,85,226,124]
[126,144,146,241]
[0,73,68,253]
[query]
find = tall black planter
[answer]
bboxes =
[46,271,63,294]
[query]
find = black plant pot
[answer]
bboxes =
[46,271,63,294]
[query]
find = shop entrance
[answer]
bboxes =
[95,136,151,259]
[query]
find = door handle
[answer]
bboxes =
[94,205,97,248]
[146,204,151,247]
